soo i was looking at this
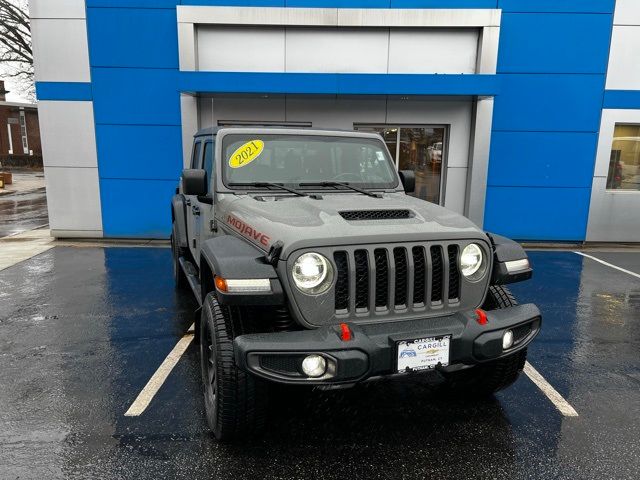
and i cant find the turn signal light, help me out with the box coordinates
[475,308,488,326]
[339,323,352,341]
[215,276,228,292]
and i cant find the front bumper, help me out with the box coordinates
[234,304,541,385]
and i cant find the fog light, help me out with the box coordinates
[503,330,514,350]
[301,354,327,378]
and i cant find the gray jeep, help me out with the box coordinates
[171,127,541,441]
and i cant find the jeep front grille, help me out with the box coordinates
[333,243,461,314]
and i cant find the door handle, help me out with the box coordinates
[192,205,200,216]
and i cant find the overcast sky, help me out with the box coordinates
[1,0,32,103]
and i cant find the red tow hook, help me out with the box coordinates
[475,308,488,326]
[339,323,352,341]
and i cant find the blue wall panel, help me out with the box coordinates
[179,72,499,96]
[87,1,178,7]
[87,8,178,69]
[96,125,183,180]
[488,132,598,188]
[498,0,614,14]
[100,179,177,238]
[603,90,640,110]
[35,82,93,101]
[492,74,605,132]
[484,187,592,241]
[391,0,496,7]
[92,68,180,125]
[498,13,611,74]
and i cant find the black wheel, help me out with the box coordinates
[171,224,188,290]
[440,286,527,397]
[200,293,267,441]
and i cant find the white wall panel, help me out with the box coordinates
[197,26,285,72]
[30,0,86,19]
[606,26,640,90]
[614,0,640,26]
[286,28,388,73]
[197,26,480,74]
[44,167,103,234]
[38,101,97,168]
[199,96,287,127]
[286,96,387,129]
[443,167,468,215]
[388,29,478,74]
[31,19,91,82]
[181,94,199,167]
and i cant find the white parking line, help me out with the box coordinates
[124,324,195,417]
[574,251,640,280]
[524,362,578,417]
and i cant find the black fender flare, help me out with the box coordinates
[486,233,533,285]
[200,235,284,305]
[171,194,188,249]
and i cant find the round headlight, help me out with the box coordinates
[292,252,333,294]
[460,243,485,278]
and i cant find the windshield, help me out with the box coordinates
[222,134,398,189]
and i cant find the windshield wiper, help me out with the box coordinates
[298,181,383,198]
[228,182,309,197]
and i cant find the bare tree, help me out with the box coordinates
[0,0,33,100]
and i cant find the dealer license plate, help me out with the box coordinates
[396,335,451,373]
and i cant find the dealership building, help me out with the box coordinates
[31,0,640,242]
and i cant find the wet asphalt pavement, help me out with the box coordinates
[1,247,639,479]
[0,188,48,238]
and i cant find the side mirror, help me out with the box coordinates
[182,169,207,196]
[398,170,415,194]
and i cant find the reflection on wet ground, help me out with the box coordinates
[0,187,48,238]
[0,247,639,479]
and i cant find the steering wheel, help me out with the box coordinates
[331,172,364,182]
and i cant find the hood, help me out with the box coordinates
[215,192,487,259]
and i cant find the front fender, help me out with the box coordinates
[200,235,284,305]
[171,194,188,249]
[486,233,533,285]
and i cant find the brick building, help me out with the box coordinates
[0,80,42,159]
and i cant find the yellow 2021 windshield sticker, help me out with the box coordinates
[229,140,264,168]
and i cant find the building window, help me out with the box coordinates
[354,125,447,205]
[607,124,640,191]
[19,110,29,154]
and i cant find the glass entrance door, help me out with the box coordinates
[355,125,447,205]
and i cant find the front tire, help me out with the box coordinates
[200,293,267,441]
[440,286,527,396]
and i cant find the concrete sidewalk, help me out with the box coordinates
[0,171,46,196]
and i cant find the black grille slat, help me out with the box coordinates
[340,210,413,221]
[393,248,408,307]
[334,252,349,311]
[354,250,369,310]
[412,247,426,305]
[430,246,444,303]
[374,249,389,308]
[448,245,460,300]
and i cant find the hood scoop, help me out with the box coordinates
[339,209,414,221]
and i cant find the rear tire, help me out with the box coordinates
[200,293,267,441]
[171,224,188,291]
[440,286,527,397]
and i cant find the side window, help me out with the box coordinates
[203,141,215,193]
[191,141,202,169]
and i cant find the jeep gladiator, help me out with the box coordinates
[171,127,541,441]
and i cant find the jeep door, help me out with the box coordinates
[185,140,203,263]
[193,139,215,262]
